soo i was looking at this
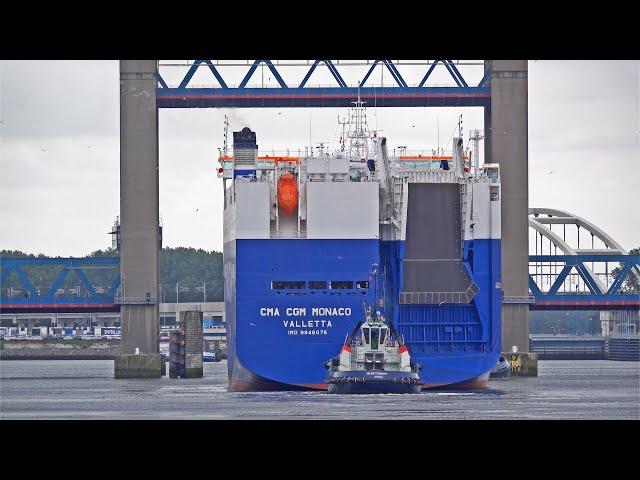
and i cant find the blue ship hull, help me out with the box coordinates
[225,237,501,391]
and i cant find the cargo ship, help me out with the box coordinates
[219,99,501,391]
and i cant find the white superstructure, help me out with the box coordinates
[219,102,500,250]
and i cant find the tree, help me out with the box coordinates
[610,247,639,293]
[1,248,224,301]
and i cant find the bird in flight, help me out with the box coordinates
[547,170,556,175]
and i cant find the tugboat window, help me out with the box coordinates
[364,353,374,370]
[363,328,370,345]
[371,328,380,350]
[309,281,328,289]
[356,281,369,289]
[379,329,386,345]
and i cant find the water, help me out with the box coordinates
[1,360,638,419]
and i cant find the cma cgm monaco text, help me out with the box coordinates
[219,102,502,391]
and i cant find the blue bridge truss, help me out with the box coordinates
[0,257,120,313]
[528,254,640,311]
[156,60,491,109]
[2,254,638,313]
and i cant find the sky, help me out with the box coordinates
[0,60,638,256]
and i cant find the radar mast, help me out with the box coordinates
[344,91,371,162]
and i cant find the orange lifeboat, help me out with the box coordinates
[277,173,298,215]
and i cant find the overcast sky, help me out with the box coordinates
[0,60,638,256]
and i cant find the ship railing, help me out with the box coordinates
[392,150,457,158]
[218,151,307,161]
[258,151,304,158]
[399,286,479,304]
[402,170,460,183]
[394,162,453,173]
[220,152,461,163]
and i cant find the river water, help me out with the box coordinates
[1,360,638,419]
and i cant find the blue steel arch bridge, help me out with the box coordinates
[528,208,639,311]
[1,209,638,313]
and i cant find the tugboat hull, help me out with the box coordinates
[328,370,422,394]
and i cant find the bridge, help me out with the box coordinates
[0,257,120,313]
[118,59,534,373]
[155,60,491,108]
[528,208,639,310]
[2,208,637,313]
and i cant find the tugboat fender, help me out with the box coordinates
[339,345,352,369]
[399,344,411,369]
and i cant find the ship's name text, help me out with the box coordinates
[282,320,333,328]
[260,307,351,317]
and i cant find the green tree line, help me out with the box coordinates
[2,245,636,300]
[1,247,224,302]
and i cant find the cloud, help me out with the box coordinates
[529,60,639,151]
[0,60,119,140]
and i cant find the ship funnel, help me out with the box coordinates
[232,127,258,178]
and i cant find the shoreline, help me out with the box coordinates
[0,339,119,360]
[0,339,227,361]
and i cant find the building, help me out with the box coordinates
[0,302,225,337]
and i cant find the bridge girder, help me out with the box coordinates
[156,59,490,109]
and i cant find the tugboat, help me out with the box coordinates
[325,305,423,394]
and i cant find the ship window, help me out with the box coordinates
[330,281,353,290]
[355,281,369,289]
[309,281,328,290]
[380,329,386,345]
[363,327,370,345]
[271,281,305,290]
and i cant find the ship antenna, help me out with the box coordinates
[345,81,370,163]
[222,114,229,157]
[338,114,349,152]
